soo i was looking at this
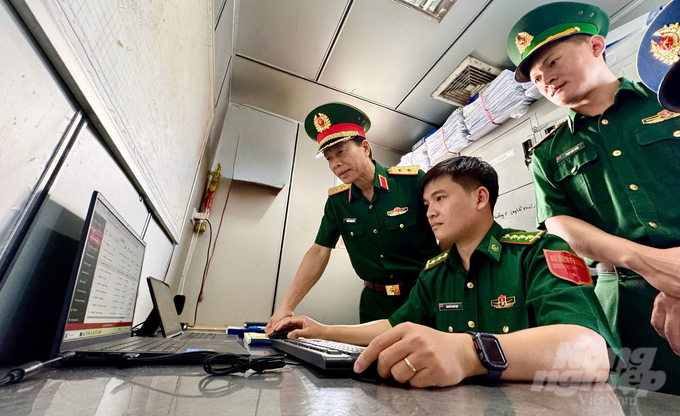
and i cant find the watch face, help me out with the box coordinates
[480,336,506,364]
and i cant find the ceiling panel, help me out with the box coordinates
[236,0,350,80]
[231,56,434,152]
[319,0,486,108]
[214,0,234,103]
[397,0,655,125]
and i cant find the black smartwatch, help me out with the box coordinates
[466,332,508,380]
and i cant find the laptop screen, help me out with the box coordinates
[59,192,145,347]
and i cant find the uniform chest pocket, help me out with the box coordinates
[635,122,680,185]
[384,213,417,231]
[342,223,364,239]
[552,146,610,212]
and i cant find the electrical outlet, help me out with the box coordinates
[191,208,207,225]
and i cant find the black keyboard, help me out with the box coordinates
[271,338,365,371]
[97,337,186,353]
[178,332,219,340]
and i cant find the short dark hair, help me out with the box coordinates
[350,137,372,159]
[420,156,499,211]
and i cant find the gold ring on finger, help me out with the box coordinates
[404,357,417,373]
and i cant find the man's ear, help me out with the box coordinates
[589,35,606,59]
[361,139,371,157]
[476,186,490,211]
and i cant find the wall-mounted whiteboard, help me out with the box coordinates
[12,0,214,241]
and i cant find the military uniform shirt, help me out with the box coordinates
[531,78,680,249]
[389,222,618,350]
[315,161,440,284]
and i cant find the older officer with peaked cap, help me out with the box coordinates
[266,103,440,332]
[507,2,680,394]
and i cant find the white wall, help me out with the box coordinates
[182,104,297,327]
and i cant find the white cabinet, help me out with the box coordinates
[221,104,297,188]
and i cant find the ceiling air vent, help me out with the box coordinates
[431,56,501,106]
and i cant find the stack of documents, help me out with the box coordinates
[398,142,432,171]
[425,109,471,163]
[462,70,539,141]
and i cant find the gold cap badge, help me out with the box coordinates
[651,23,680,65]
[314,113,331,133]
[515,32,534,54]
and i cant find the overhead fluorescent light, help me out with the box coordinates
[391,0,457,22]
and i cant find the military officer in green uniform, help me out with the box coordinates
[266,103,440,332]
[273,156,616,388]
[507,2,680,394]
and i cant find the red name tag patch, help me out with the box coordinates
[543,249,593,286]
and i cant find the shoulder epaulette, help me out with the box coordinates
[424,252,448,270]
[530,121,565,151]
[328,183,351,196]
[388,166,419,175]
[499,230,546,245]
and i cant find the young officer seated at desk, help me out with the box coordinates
[273,156,618,388]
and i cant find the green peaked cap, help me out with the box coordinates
[507,2,609,82]
[304,102,371,156]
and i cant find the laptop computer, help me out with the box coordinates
[146,276,227,341]
[51,191,249,362]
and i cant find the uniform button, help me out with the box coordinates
[350,232,354,237]
[601,119,609,125]
[369,205,373,209]
[503,326,509,333]
[649,222,658,228]
[380,254,384,259]
[674,130,680,138]
[467,282,474,289]
[571,167,577,174]
[630,184,639,191]
[612,150,622,157]
[468,321,475,328]
[448,326,453,333]
[373,229,378,234]
[399,224,404,229]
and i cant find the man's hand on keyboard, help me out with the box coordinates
[265,308,294,335]
[273,316,328,340]
[353,322,486,387]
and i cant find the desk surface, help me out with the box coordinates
[1,352,678,415]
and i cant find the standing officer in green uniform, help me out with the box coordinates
[266,103,440,332]
[273,156,616,388]
[506,2,680,394]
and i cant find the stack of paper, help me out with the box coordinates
[411,142,432,171]
[425,108,471,164]
[462,70,540,141]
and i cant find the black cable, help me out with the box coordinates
[203,353,286,376]
[188,218,212,328]
[0,351,76,387]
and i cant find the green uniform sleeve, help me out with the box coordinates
[523,235,621,354]
[531,149,577,225]
[314,198,340,248]
[388,271,435,327]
